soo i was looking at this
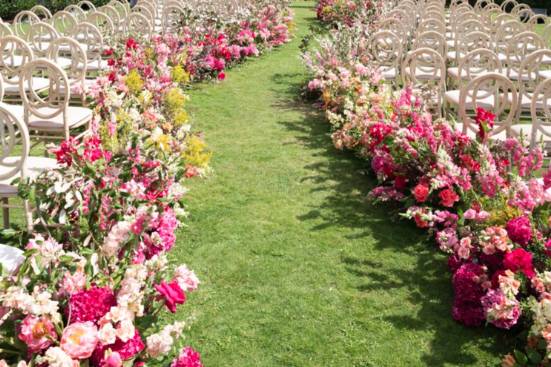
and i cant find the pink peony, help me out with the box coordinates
[481,289,520,329]
[506,216,532,246]
[92,331,145,366]
[18,315,57,353]
[503,248,535,278]
[67,286,116,323]
[171,346,203,367]
[61,322,99,359]
[155,280,186,313]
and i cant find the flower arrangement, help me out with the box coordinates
[0,2,294,366]
[304,4,551,365]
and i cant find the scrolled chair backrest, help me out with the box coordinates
[132,5,155,22]
[456,31,492,60]
[30,5,53,21]
[109,0,129,20]
[47,37,88,85]
[77,0,97,12]
[457,48,502,87]
[86,11,115,37]
[459,72,518,138]
[0,36,34,87]
[529,78,551,149]
[500,0,518,13]
[414,31,446,58]
[72,22,104,66]
[473,0,492,12]
[124,12,153,39]
[50,10,78,36]
[26,22,60,58]
[370,30,403,70]
[19,59,70,124]
[64,4,86,21]
[505,31,545,71]
[163,5,186,34]
[0,101,31,182]
[98,5,122,28]
[517,49,551,108]
[13,11,41,39]
[0,23,13,38]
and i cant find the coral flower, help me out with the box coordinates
[61,322,99,360]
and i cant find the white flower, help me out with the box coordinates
[116,319,135,342]
[98,322,117,345]
[174,265,200,292]
[36,347,77,367]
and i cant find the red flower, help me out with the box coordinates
[475,107,495,142]
[126,38,138,50]
[217,72,226,81]
[92,331,145,366]
[171,346,203,367]
[394,176,407,191]
[102,48,114,57]
[503,248,535,278]
[439,188,459,208]
[412,183,429,203]
[155,280,186,313]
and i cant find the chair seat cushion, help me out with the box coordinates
[511,124,551,142]
[0,156,58,187]
[28,106,93,131]
[2,77,50,95]
[404,66,443,80]
[444,89,497,109]
[380,67,398,80]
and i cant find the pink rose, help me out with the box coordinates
[18,315,57,353]
[439,188,460,208]
[412,183,429,203]
[104,351,123,367]
[61,322,99,359]
[155,280,186,313]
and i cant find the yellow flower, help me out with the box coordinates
[172,64,190,85]
[181,135,211,168]
[149,127,172,153]
[164,88,188,115]
[125,69,144,96]
[173,110,189,127]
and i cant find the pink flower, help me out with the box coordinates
[217,72,226,81]
[92,331,145,365]
[506,216,532,246]
[475,107,495,142]
[503,248,535,278]
[61,322,99,359]
[481,289,520,329]
[155,280,186,313]
[439,188,459,208]
[171,346,203,367]
[60,271,87,296]
[18,315,57,353]
[104,351,122,367]
[451,263,486,326]
[67,286,116,324]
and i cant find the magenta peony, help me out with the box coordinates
[451,263,486,326]
[61,322,99,359]
[67,286,116,323]
[503,248,535,278]
[171,347,203,367]
[18,315,57,353]
[506,216,532,246]
[92,330,145,366]
[155,280,186,313]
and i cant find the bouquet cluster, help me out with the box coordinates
[304,8,551,366]
[0,2,294,366]
[315,0,381,26]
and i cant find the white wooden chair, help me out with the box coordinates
[19,59,92,141]
[50,11,78,36]
[370,30,403,83]
[30,5,52,21]
[13,11,40,40]
[456,73,518,140]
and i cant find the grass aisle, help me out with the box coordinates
[169,3,510,366]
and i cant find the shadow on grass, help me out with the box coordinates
[269,71,512,366]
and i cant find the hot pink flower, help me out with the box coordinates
[67,286,116,324]
[92,331,145,365]
[61,322,99,359]
[412,183,429,203]
[155,280,186,313]
[503,248,535,278]
[506,216,532,246]
[171,347,203,367]
[475,107,495,142]
[439,188,459,208]
[18,315,57,353]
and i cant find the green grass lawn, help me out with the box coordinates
[163,2,514,366]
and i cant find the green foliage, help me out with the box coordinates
[0,0,113,20]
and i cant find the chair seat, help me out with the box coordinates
[83,59,109,72]
[28,106,92,132]
[404,66,443,80]
[0,55,26,68]
[446,51,464,61]
[511,124,551,142]
[445,89,497,109]
[55,57,74,70]
[454,122,509,140]
[514,94,551,110]
[2,76,50,95]
[380,67,398,80]
[447,67,499,80]
[0,156,58,189]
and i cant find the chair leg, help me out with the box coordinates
[2,198,9,229]
[24,200,33,232]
